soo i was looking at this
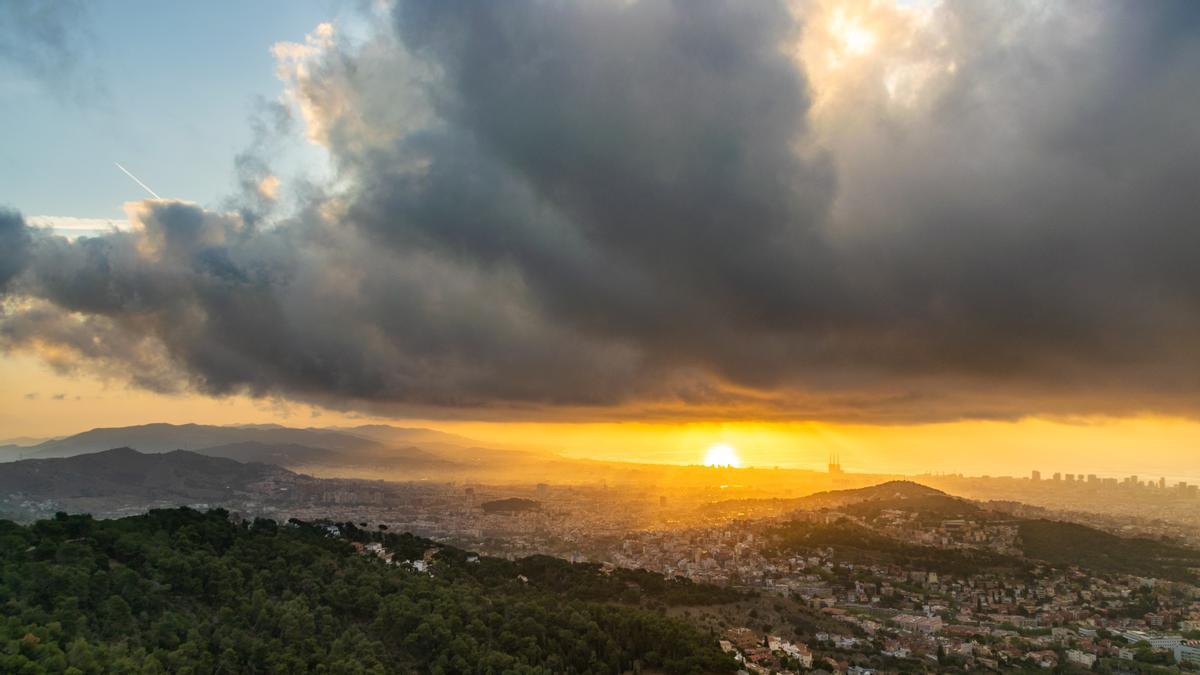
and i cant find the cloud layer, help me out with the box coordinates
[4,0,1200,422]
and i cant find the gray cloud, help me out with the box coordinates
[4,0,1200,422]
[226,99,295,225]
[0,209,33,292]
[2,201,652,412]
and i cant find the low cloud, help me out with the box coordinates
[23,215,132,239]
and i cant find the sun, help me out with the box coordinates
[829,9,876,57]
[703,443,742,468]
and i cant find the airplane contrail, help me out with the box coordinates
[114,162,162,199]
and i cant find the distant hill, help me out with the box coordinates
[703,480,980,520]
[0,436,53,447]
[25,423,383,459]
[480,497,541,514]
[12,423,533,478]
[332,424,484,448]
[794,480,952,508]
[0,445,27,460]
[755,481,1200,582]
[766,518,1026,576]
[193,441,349,467]
[0,448,303,516]
[192,440,457,471]
[334,425,548,467]
[1017,519,1200,582]
[832,491,985,524]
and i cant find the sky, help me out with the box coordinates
[3,0,1200,475]
[0,1,346,221]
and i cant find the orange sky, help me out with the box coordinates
[4,353,1198,480]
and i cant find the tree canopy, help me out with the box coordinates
[0,509,736,674]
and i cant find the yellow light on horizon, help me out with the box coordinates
[703,443,742,468]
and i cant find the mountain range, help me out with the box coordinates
[0,422,523,477]
[0,422,741,484]
[5,423,416,457]
[0,447,306,516]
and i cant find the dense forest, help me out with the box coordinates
[0,509,738,674]
[765,518,1029,577]
[337,525,746,607]
[767,515,1200,584]
[1016,519,1200,583]
[478,499,540,515]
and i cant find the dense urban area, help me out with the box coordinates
[2,431,1199,674]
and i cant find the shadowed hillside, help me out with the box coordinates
[25,423,384,458]
[0,448,310,519]
[701,480,980,521]
[0,447,292,500]
[1017,519,1200,582]
[766,518,1027,576]
[194,440,458,471]
[480,497,541,514]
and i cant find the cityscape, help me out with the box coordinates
[6,0,1200,672]
[1,427,1199,672]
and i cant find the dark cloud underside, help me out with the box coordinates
[3,0,1200,422]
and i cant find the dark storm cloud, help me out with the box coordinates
[353,0,843,382]
[5,0,1200,421]
[1,202,651,410]
[0,210,32,292]
[807,1,1200,387]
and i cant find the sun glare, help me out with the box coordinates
[703,443,742,468]
[828,8,877,57]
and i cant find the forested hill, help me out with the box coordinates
[0,447,295,504]
[1017,519,1200,582]
[335,523,745,607]
[0,509,738,674]
[480,497,541,514]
